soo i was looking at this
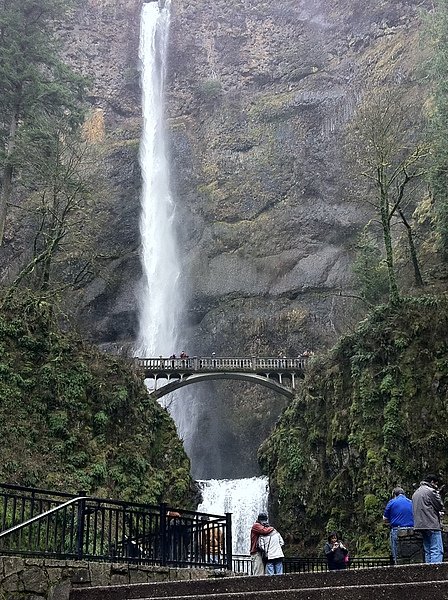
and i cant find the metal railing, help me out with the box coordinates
[0,483,232,569]
[232,555,393,575]
[0,484,397,574]
[138,356,309,373]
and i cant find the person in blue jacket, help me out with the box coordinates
[383,487,414,563]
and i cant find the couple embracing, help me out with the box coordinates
[250,512,285,575]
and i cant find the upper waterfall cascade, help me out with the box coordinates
[136,0,181,358]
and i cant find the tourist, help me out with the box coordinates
[257,525,285,575]
[250,513,273,575]
[167,511,190,561]
[324,532,349,570]
[201,516,223,564]
[412,474,445,563]
[383,487,414,563]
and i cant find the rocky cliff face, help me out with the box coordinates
[55,0,429,354]
[163,0,429,476]
[166,0,427,355]
[0,0,430,478]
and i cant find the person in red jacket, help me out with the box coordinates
[250,513,274,575]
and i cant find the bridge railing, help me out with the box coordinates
[138,356,309,372]
[0,483,232,570]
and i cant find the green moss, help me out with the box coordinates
[248,91,296,123]
[0,289,195,508]
[196,79,223,101]
[260,294,448,556]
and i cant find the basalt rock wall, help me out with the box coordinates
[0,0,431,477]
[166,0,428,356]
[56,0,429,356]
[163,0,429,476]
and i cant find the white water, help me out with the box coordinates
[136,0,181,358]
[136,4,270,554]
[198,477,269,555]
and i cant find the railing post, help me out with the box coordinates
[76,491,87,560]
[159,502,168,566]
[225,512,232,571]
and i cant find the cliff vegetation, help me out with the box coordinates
[259,295,448,556]
[0,289,196,507]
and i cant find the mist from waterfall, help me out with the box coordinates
[136,0,181,358]
[198,477,269,555]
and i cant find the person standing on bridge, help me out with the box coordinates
[250,513,273,575]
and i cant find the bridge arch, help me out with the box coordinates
[148,372,294,400]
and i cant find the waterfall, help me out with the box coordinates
[136,3,270,556]
[136,0,181,358]
[198,477,269,555]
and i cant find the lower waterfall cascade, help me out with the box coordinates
[197,476,269,555]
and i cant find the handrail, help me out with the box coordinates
[0,496,90,539]
[0,488,232,569]
[0,482,77,498]
[138,356,309,372]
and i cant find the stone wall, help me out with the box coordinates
[0,556,212,600]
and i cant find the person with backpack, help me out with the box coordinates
[412,474,445,563]
[383,486,414,563]
[257,524,285,575]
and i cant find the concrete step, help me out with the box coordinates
[70,563,448,600]
[130,581,448,600]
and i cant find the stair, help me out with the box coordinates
[70,563,448,600]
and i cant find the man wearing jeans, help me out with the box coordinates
[257,526,284,575]
[412,474,445,563]
[383,487,414,563]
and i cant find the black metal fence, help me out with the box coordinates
[232,555,393,575]
[0,483,232,569]
[0,483,399,574]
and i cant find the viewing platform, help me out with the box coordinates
[136,356,310,399]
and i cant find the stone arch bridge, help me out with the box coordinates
[137,356,309,400]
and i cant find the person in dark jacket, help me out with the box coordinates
[412,474,445,563]
[324,532,348,570]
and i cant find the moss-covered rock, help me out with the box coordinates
[259,295,448,556]
[0,289,196,508]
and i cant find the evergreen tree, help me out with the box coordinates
[0,0,86,246]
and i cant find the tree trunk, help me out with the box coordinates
[0,163,13,246]
[398,207,424,287]
[0,100,20,246]
[381,191,400,304]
